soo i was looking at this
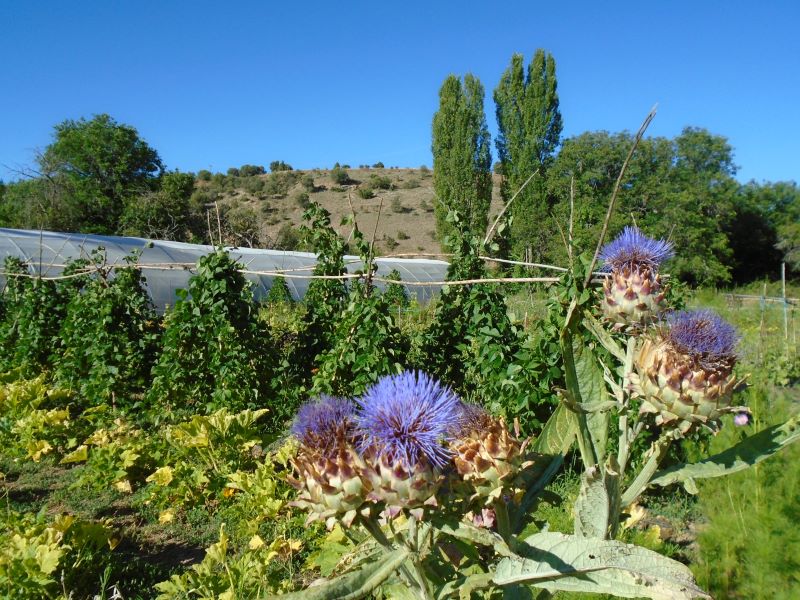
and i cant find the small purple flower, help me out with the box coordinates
[734,412,750,427]
[599,226,674,271]
[666,310,739,360]
[291,395,356,449]
[356,371,461,470]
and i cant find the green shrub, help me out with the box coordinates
[357,186,374,199]
[330,165,350,185]
[397,230,410,240]
[372,161,384,169]
[293,191,310,208]
[269,161,293,172]
[55,250,159,409]
[266,276,293,304]
[369,174,392,190]
[239,164,266,177]
[382,269,409,307]
[400,178,420,189]
[301,174,315,192]
[274,223,301,251]
[197,170,212,181]
[147,250,275,419]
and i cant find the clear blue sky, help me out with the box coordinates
[2,0,798,184]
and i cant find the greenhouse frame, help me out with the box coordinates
[0,228,450,311]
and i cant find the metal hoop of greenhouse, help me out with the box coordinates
[0,228,450,311]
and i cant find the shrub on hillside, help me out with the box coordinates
[330,165,350,185]
[269,161,293,172]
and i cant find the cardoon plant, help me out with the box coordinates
[279,217,800,600]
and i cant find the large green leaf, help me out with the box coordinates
[583,310,626,362]
[532,403,576,456]
[267,547,408,600]
[650,415,800,489]
[493,532,709,599]
[573,467,610,539]
[572,336,610,463]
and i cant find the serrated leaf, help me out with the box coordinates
[650,415,800,488]
[60,444,88,464]
[583,310,626,362]
[267,547,408,600]
[493,532,710,599]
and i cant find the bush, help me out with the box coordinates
[390,196,405,213]
[197,170,212,181]
[369,174,393,190]
[274,223,301,251]
[357,186,375,199]
[372,161,384,169]
[384,236,399,251]
[147,250,275,418]
[227,167,240,177]
[266,276,293,304]
[330,166,350,185]
[55,250,159,409]
[239,164,266,177]
[400,178,420,189]
[293,191,310,208]
[269,161,293,173]
[397,230,410,240]
[301,174,315,192]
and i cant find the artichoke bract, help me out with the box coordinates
[287,396,369,529]
[450,403,535,505]
[356,371,461,519]
[599,226,673,328]
[634,310,745,434]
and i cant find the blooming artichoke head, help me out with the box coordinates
[449,403,535,505]
[356,371,461,519]
[288,395,369,528]
[634,310,745,433]
[599,226,674,328]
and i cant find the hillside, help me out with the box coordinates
[196,166,506,255]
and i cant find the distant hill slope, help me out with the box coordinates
[198,167,505,256]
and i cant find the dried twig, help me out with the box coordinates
[483,169,540,247]
[585,105,658,286]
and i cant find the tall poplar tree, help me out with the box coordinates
[494,50,562,261]
[431,74,492,247]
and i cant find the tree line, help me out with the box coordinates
[431,49,799,285]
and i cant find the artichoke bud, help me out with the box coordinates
[288,395,368,529]
[288,445,369,529]
[602,266,667,327]
[634,310,746,434]
[362,449,442,519]
[598,226,674,328]
[450,407,535,505]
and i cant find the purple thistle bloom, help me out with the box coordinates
[291,395,356,448]
[356,371,461,470]
[666,310,739,360]
[599,226,674,271]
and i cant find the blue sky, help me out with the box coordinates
[1,1,798,183]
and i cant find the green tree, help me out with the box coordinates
[431,74,492,247]
[38,114,164,233]
[494,50,562,261]
[120,171,194,240]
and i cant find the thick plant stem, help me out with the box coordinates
[621,433,672,507]
[493,499,512,543]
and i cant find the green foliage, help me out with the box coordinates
[357,185,375,199]
[38,113,164,234]
[382,269,409,308]
[312,218,408,397]
[0,258,87,376]
[121,170,195,240]
[299,203,348,365]
[269,160,293,173]
[691,389,800,599]
[300,173,315,192]
[55,249,159,410]
[147,250,275,419]
[267,275,294,304]
[330,165,350,185]
[494,50,562,261]
[432,73,492,247]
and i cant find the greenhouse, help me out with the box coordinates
[0,228,449,311]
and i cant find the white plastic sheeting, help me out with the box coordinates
[0,228,449,311]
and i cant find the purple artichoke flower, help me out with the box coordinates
[356,371,460,470]
[599,226,674,327]
[291,395,356,450]
[635,309,745,434]
[599,226,674,271]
